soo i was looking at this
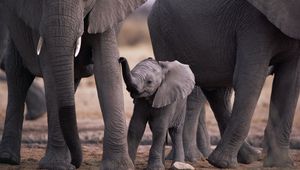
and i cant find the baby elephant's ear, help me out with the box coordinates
[152,61,195,108]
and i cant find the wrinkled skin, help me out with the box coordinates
[0,0,146,169]
[167,86,261,164]
[0,25,46,120]
[149,0,300,168]
[165,86,211,162]
[120,57,195,170]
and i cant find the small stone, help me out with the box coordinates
[171,161,195,170]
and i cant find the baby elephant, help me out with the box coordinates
[119,57,195,170]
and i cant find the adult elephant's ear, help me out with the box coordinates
[152,61,195,108]
[2,0,43,31]
[88,0,147,34]
[247,0,300,39]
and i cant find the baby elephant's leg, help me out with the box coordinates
[170,127,195,170]
[148,129,167,170]
[127,99,149,162]
[148,114,170,170]
[169,126,184,162]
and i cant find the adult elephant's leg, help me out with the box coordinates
[39,67,75,170]
[25,82,46,120]
[202,88,232,134]
[203,88,261,164]
[183,87,206,161]
[207,70,268,168]
[195,88,212,158]
[92,28,133,169]
[263,57,300,167]
[0,44,34,165]
[207,31,270,168]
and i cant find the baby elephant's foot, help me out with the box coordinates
[263,149,294,168]
[0,149,20,165]
[207,149,238,168]
[237,142,262,164]
[147,161,165,170]
[171,162,195,170]
[184,146,205,162]
[39,146,75,170]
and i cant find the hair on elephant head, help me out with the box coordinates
[119,57,195,108]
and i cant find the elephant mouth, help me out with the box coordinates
[129,91,141,99]
[129,91,152,99]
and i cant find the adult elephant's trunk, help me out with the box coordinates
[119,57,139,94]
[40,0,83,168]
[48,42,82,168]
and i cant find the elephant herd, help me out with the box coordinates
[0,0,299,169]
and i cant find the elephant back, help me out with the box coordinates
[247,0,300,40]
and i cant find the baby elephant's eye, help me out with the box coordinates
[147,80,152,85]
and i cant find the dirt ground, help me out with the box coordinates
[0,15,299,169]
[0,144,299,170]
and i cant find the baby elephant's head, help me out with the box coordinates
[119,57,195,108]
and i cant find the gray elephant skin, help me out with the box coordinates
[0,23,46,120]
[0,0,146,169]
[119,57,195,170]
[149,0,300,168]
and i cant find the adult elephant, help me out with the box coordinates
[0,23,46,120]
[148,0,300,168]
[0,0,146,169]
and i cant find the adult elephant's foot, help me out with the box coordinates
[39,145,75,170]
[0,148,20,165]
[207,148,238,168]
[184,146,205,162]
[0,143,21,165]
[263,148,294,168]
[198,146,212,158]
[100,155,134,170]
[237,142,261,164]
[146,160,165,170]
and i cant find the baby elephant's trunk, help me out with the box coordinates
[119,57,139,94]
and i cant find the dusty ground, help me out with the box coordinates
[0,15,299,169]
[0,144,299,170]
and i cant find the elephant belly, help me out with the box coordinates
[159,0,239,87]
[192,67,234,88]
